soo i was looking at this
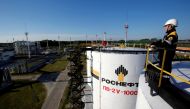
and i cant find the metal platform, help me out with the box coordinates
[170,61,190,95]
[136,61,190,109]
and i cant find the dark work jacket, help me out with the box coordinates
[151,29,178,72]
[152,29,178,49]
[162,29,178,49]
[160,29,178,60]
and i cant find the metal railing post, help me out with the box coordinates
[145,47,150,71]
[158,49,167,87]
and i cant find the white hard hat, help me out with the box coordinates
[164,19,178,27]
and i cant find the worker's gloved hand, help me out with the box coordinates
[150,40,162,47]
[146,43,156,48]
[147,45,156,51]
[150,45,155,48]
[146,44,153,50]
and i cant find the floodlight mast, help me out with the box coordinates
[86,34,88,46]
[58,36,60,53]
[25,32,31,58]
[47,39,49,49]
[124,24,129,47]
[103,32,106,41]
[96,34,98,44]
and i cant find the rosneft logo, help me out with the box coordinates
[93,66,138,87]
[115,65,128,82]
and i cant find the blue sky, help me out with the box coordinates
[0,0,190,42]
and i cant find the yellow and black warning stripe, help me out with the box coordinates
[167,31,177,38]
[92,69,100,80]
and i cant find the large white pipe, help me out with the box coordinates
[86,48,92,87]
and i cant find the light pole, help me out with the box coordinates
[124,24,129,47]
[70,36,71,47]
[110,36,112,45]
[102,32,107,47]
[58,36,61,54]
[25,32,31,58]
[103,32,106,41]
[86,34,88,46]
[96,34,98,45]
[46,39,49,49]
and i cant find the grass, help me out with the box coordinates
[14,57,68,75]
[2,56,69,109]
[27,59,45,68]
[0,56,68,109]
[39,58,68,73]
[0,80,46,109]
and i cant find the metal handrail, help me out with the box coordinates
[145,47,190,88]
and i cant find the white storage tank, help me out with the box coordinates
[91,47,147,109]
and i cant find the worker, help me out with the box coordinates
[151,18,178,76]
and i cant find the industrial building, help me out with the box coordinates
[0,48,15,64]
[14,41,41,55]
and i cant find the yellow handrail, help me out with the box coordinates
[163,70,190,84]
[145,47,190,87]
[147,60,190,85]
